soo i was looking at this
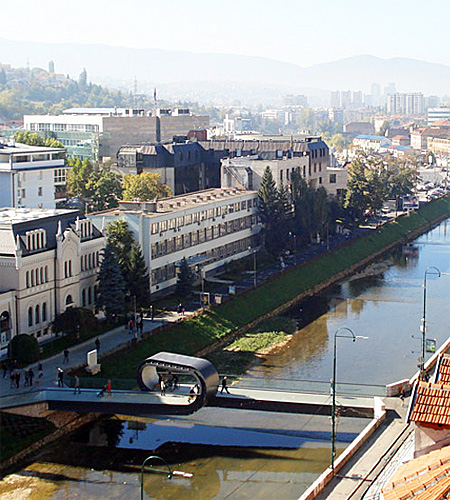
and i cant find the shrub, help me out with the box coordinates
[8,334,40,365]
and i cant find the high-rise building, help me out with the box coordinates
[371,83,381,107]
[387,93,424,115]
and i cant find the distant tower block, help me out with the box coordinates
[49,61,55,74]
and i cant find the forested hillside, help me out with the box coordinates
[0,63,137,121]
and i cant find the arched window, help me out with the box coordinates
[66,295,73,307]
[42,302,47,322]
[88,253,92,269]
[0,311,10,333]
[64,261,68,278]
[35,304,40,324]
[35,269,40,286]
[88,287,92,305]
[26,271,30,288]
[45,266,48,282]
[80,256,84,271]
[82,289,86,306]
[68,260,72,277]
[96,251,100,266]
[28,307,33,327]
[40,267,43,284]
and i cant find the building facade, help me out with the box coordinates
[0,208,105,355]
[23,108,209,161]
[91,188,262,296]
[0,141,68,209]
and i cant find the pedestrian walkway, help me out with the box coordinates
[0,311,188,399]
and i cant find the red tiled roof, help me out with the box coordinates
[438,354,450,384]
[409,382,450,428]
[381,445,450,500]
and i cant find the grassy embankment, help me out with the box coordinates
[98,196,450,380]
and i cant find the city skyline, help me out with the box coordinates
[2,0,450,69]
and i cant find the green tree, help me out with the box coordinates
[258,166,288,254]
[125,242,150,309]
[176,258,194,298]
[122,173,171,201]
[96,245,126,321]
[89,167,122,211]
[8,334,40,365]
[52,307,98,339]
[106,220,134,269]
[14,130,63,149]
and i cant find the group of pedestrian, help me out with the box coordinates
[128,312,145,337]
[158,372,180,396]
[5,359,40,389]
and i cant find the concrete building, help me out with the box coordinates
[428,107,450,125]
[387,93,424,115]
[427,134,450,156]
[343,122,375,136]
[91,188,262,296]
[23,108,209,161]
[352,135,392,153]
[0,141,68,209]
[0,208,105,355]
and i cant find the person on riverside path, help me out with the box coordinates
[74,375,81,394]
[220,376,230,394]
[57,367,64,387]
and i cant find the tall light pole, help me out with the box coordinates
[249,246,257,288]
[331,327,368,472]
[420,266,441,378]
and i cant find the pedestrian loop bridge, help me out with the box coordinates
[0,352,385,420]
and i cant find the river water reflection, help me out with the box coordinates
[246,218,450,386]
[1,219,449,499]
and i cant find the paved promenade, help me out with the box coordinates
[0,311,186,398]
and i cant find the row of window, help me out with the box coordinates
[54,168,67,183]
[80,252,100,271]
[28,303,48,327]
[151,215,256,259]
[310,148,327,159]
[81,286,98,307]
[151,198,257,234]
[29,123,99,133]
[26,266,49,288]
[151,236,254,286]
[64,260,73,278]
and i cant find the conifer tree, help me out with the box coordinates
[126,242,150,309]
[96,244,126,321]
[176,258,194,298]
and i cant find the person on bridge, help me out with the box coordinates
[28,367,34,387]
[95,338,100,352]
[220,376,230,394]
[38,363,43,378]
[63,349,69,364]
[74,375,81,394]
[57,367,64,387]
[160,378,166,396]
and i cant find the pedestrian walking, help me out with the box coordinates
[106,379,111,395]
[220,376,230,394]
[57,367,64,387]
[2,361,7,378]
[24,369,29,387]
[74,375,81,394]
[181,306,185,317]
[38,363,43,378]
[160,378,166,396]
[15,370,20,389]
[28,368,34,387]
[150,305,154,321]
[177,303,182,315]
[63,349,69,364]
[9,369,15,389]
[95,337,100,352]
[128,319,134,335]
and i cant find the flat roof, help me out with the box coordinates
[0,208,76,227]
[0,142,64,155]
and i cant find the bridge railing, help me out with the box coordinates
[224,375,386,397]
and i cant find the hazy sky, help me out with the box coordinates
[4,0,449,67]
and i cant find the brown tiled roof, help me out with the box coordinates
[437,354,450,384]
[409,382,450,428]
[382,445,450,500]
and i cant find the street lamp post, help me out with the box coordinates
[331,327,368,472]
[420,266,441,378]
[249,246,257,288]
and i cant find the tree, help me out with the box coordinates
[89,167,122,211]
[258,166,287,254]
[125,242,150,309]
[122,173,171,201]
[8,334,39,365]
[52,307,98,339]
[0,68,6,86]
[96,245,126,321]
[106,220,134,268]
[14,130,63,149]
[176,258,194,298]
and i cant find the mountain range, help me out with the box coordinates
[1,38,449,105]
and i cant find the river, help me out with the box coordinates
[1,219,449,500]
